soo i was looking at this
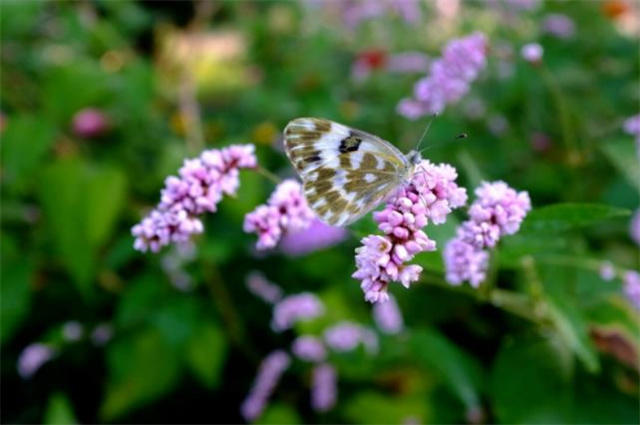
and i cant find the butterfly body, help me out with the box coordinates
[284,118,422,226]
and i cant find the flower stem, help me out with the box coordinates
[202,260,258,361]
[254,166,282,184]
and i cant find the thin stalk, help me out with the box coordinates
[202,261,257,362]
[254,166,282,185]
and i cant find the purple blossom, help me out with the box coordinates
[387,52,430,73]
[280,219,347,256]
[339,0,422,28]
[292,336,327,362]
[372,294,404,334]
[246,272,283,304]
[271,293,325,332]
[631,209,640,246]
[240,350,291,421]
[72,108,109,138]
[353,160,467,303]
[132,145,257,252]
[542,13,576,39]
[17,343,56,378]
[91,323,113,346]
[244,179,315,250]
[623,271,640,309]
[324,321,378,354]
[487,115,509,136]
[444,238,489,287]
[444,181,531,287]
[311,363,337,412]
[352,50,429,81]
[599,261,616,281]
[521,43,543,63]
[623,114,640,155]
[398,33,487,119]
[62,321,83,342]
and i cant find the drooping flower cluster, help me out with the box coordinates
[132,145,257,252]
[246,271,284,304]
[372,294,404,334]
[240,350,291,422]
[291,336,327,363]
[244,275,383,418]
[397,32,487,120]
[72,107,109,138]
[324,321,379,354]
[329,0,422,28]
[623,271,640,310]
[353,160,467,303]
[17,343,56,379]
[311,364,337,412]
[542,13,576,39]
[244,179,315,250]
[521,42,544,63]
[444,181,531,287]
[351,49,429,82]
[623,114,640,156]
[630,209,640,246]
[280,219,347,257]
[271,293,325,332]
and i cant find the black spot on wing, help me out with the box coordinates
[339,133,362,154]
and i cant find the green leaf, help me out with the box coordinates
[410,328,483,409]
[44,393,78,425]
[39,159,127,293]
[538,266,601,372]
[491,335,574,424]
[521,203,630,233]
[1,260,33,344]
[39,158,94,292]
[600,138,640,193]
[85,166,126,248]
[342,391,427,425]
[101,329,181,421]
[1,114,55,194]
[256,403,301,425]
[186,321,227,388]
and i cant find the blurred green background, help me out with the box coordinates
[1,1,639,424]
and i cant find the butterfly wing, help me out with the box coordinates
[284,118,409,226]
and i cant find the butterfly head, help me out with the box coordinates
[406,150,423,166]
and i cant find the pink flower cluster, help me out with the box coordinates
[240,350,291,421]
[17,343,56,379]
[542,13,575,39]
[353,160,467,303]
[291,336,327,363]
[246,272,283,304]
[372,294,404,334]
[244,179,315,250]
[280,219,347,257]
[623,271,640,310]
[323,321,379,354]
[271,293,325,332]
[397,32,488,119]
[444,181,531,287]
[132,145,257,252]
[311,363,337,412]
[623,114,640,156]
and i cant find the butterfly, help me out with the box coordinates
[284,118,423,227]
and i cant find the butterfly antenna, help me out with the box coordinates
[419,132,468,155]
[415,115,436,152]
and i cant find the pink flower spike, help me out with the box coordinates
[398,32,487,119]
[444,181,530,288]
[132,144,257,253]
[353,160,466,302]
[244,179,315,250]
